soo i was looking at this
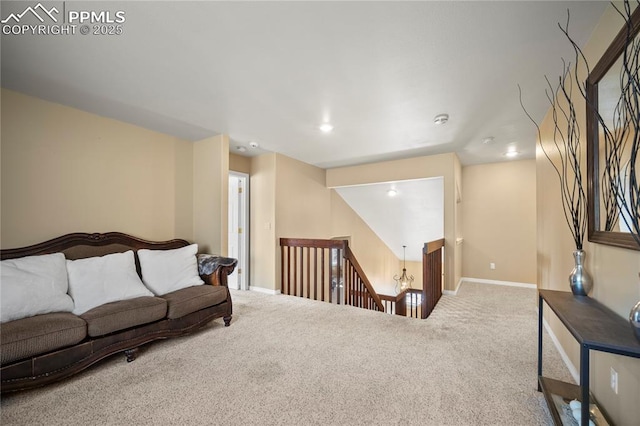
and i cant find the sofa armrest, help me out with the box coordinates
[197,254,238,287]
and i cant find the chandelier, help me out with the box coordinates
[394,245,414,294]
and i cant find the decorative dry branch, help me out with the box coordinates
[557,12,622,232]
[521,2,640,248]
[567,0,640,244]
[519,60,587,250]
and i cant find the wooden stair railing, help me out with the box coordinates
[379,289,408,316]
[379,238,445,319]
[406,289,423,318]
[280,238,444,318]
[379,289,422,318]
[279,238,384,312]
[342,245,385,312]
[422,238,444,318]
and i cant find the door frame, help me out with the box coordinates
[228,171,250,290]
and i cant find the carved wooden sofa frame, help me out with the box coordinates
[0,232,237,393]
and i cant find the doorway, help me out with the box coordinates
[228,171,249,290]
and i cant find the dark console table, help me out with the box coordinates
[538,290,640,426]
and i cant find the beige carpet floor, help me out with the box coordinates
[1,282,573,425]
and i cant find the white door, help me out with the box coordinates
[228,172,249,290]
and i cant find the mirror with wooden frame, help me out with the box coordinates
[586,6,640,251]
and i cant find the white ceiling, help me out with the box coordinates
[1,1,609,168]
[336,178,444,262]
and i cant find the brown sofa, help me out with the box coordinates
[0,232,237,393]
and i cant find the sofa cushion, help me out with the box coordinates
[1,253,74,323]
[1,312,87,364]
[138,244,204,296]
[67,251,154,315]
[80,296,167,337]
[161,285,228,319]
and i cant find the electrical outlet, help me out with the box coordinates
[490,263,496,270]
[610,367,618,394]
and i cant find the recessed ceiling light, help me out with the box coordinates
[433,114,449,125]
[249,141,259,148]
[387,189,398,197]
[319,123,334,133]
[504,150,519,158]
[236,146,247,153]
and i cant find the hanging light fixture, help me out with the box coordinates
[394,245,414,294]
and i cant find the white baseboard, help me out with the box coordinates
[461,277,536,289]
[443,278,463,296]
[542,316,580,384]
[249,286,281,295]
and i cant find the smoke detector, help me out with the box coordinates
[433,114,449,125]
[482,137,495,144]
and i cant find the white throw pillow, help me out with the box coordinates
[138,244,204,296]
[1,253,75,323]
[66,251,154,315]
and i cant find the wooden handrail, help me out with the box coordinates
[422,239,444,318]
[280,238,339,301]
[280,238,346,250]
[280,238,384,313]
[343,245,385,312]
[425,238,444,254]
[378,293,401,302]
[378,288,408,316]
[280,237,443,318]
[379,288,427,318]
[379,238,444,319]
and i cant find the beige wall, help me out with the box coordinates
[453,154,463,290]
[403,260,423,291]
[275,154,331,240]
[327,153,461,292]
[229,153,251,174]
[330,191,400,295]
[462,159,536,283]
[193,135,229,255]
[174,141,195,240]
[250,153,277,290]
[0,89,414,297]
[1,89,194,248]
[1,89,230,256]
[249,152,402,294]
[274,154,332,291]
[537,5,640,424]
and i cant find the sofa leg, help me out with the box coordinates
[124,347,139,362]
[223,316,232,327]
